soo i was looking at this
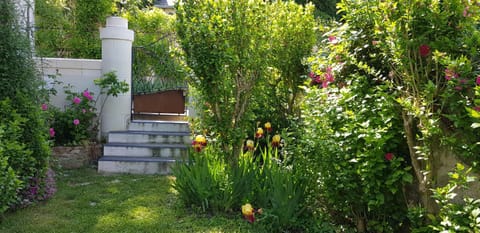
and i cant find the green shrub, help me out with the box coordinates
[298,76,412,232]
[0,100,27,214]
[46,72,128,146]
[35,0,114,58]
[48,87,97,146]
[428,164,480,232]
[0,0,52,210]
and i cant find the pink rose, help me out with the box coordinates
[49,128,55,137]
[73,96,81,104]
[41,103,48,111]
[73,119,80,125]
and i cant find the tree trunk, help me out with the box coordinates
[401,111,437,214]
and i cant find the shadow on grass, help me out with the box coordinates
[0,168,263,233]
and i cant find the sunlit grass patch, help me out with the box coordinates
[0,168,263,233]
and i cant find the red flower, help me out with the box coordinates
[419,44,430,57]
[476,76,480,85]
[385,153,394,161]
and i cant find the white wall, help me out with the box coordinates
[37,57,103,112]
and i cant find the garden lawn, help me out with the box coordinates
[0,168,263,233]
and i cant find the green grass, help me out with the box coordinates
[0,168,264,233]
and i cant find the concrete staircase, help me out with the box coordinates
[98,120,190,174]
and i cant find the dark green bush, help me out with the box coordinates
[0,0,52,212]
[0,100,27,214]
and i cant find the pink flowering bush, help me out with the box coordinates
[46,88,97,146]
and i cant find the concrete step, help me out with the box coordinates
[128,120,189,132]
[103,142,188,158]
[98,156,180,174]
[108,130,191,144]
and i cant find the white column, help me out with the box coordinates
[99,17,134,135]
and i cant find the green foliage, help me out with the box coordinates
[94,72,130,98]
[0,0,51,210]
[298,76,412,232]
[1,168,266,233]
[176,0,316,157]
[124,8,188,95]
[68,0,113,58]
[34,0,72,57]
[0,100,27,214]
[428,164,480,232]
[294,0,339,19]
[49,88,97,146]
[173,131,307,232]
[47,72,129,146]
[35,0,115,58]
[176,0,272,156]
[172,146,232,212]
[255,1,316,128]
[308,0,480,218]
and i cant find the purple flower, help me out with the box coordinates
[476,76,480,85]
[41,103,48,111]
[73,119,80,125]
[73,96,81,104]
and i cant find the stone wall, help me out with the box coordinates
[52,144,102,169]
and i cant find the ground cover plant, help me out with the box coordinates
[0,168,264,233]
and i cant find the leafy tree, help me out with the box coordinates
[176,0,273,159]
[305,0,480,228]
[176,0,315,160]
[260,1,316,125]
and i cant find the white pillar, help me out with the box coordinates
[100,17,134,135]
